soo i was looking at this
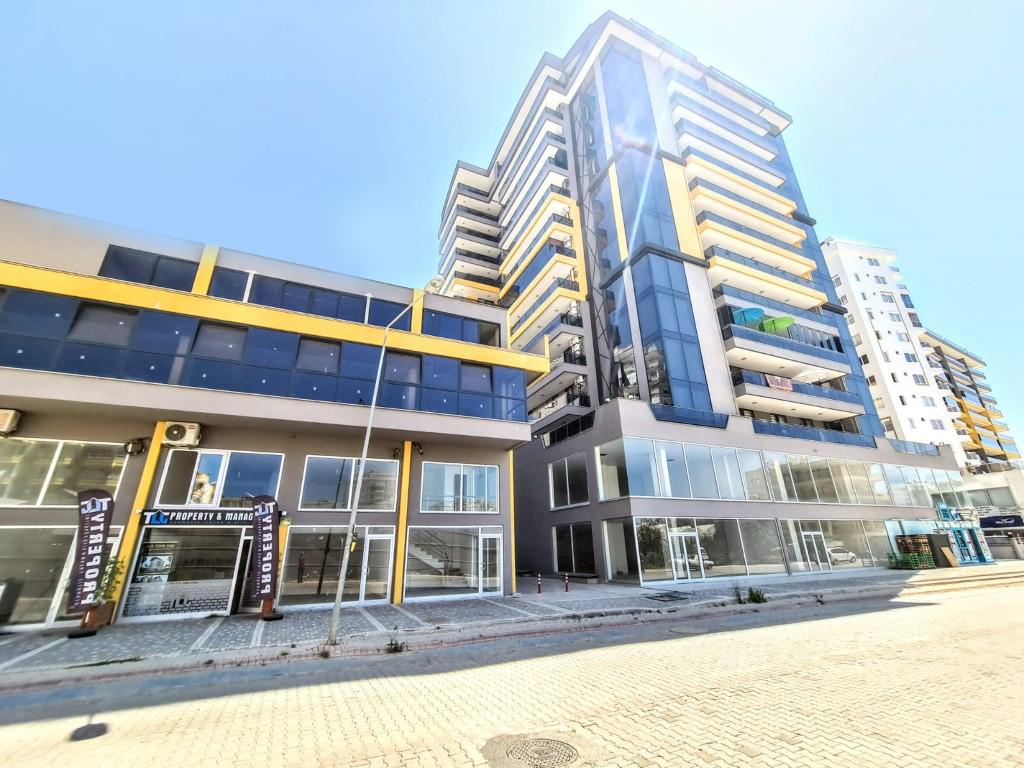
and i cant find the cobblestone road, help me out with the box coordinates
[2,587,1022,767]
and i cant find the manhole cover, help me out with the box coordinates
[646,591,688,602]
[505,738,579,767]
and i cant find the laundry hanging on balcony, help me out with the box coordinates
[760,316,795,335]
[732,307,765,327]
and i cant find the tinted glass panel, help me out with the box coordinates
[494,398,525,421]
[131,311,197,355]
[460,364,491,393]
[248,276,284,307]
[183,358,247,391]
[340,342,379,380]
[368,299,410,330]
[192,323,246,361]
[421,388,458,414]
[100,246,155,283]
[241,365,291,396]
[300,457,353,509]
[220,452,282,507]
[458,393,492,418]
[290,371,337,401]
[0,290,78,339]
[337,378,373,405]
[380,383,417,409]
[123,351,178,383]
[384,352,420,384]
[337,293,365,322]
[152,257,198,291]
[281,283,312,312]
[493,367,525,398]
[244,328,298,369]
[208,267,248,300]
[53,343,125,377]
[684,444,718,498]
[311,289,338,317]
[422,355,459,390]
[423,310,462,340]
[295,339,340,374]
[0,335,59,369]
[68,305,136,346]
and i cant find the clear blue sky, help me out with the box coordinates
[2,1,1022,436]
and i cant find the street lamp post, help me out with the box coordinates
[328,292,424,646]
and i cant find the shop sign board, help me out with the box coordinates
[68,489,114,612]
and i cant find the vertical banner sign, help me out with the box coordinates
[68,490,114,612]
[248,495,280,603]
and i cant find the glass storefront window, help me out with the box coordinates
[549,453,589,509]
[788,456,819,503]
[0,527,75,625]
[0,438,125,507]
[123,527,242,618]
[604,517,639,583]
[829,459,856,504]
[597,439,628,499]
[809,457,839,504]
[862,520,893,565]
[884,464,913,507]
[636,518,672,582]
[404,528,500,598]
[763,452,796,502]
[421,463,498,513]
[684,443,718,499]
[554,522,596,574]
[868,463,893,505]
[157,450,283,508]
[737,449,771,502]
[279,526,393,606]
[298,456,397,511]
[656,440,690,498]
[711,447,745,501]
[819,520,872,569]
[624,438,659,496]
[737,519,787,575]
[695,518,747,577]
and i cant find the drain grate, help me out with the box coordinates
[505,738,579,767]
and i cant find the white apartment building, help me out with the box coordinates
[821,238,965,466]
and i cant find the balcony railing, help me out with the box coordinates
[556,350,587,367]
[713,285,835,326]
[723,324,848,365]
[452,271,501,289]
[454,225,500,245]
[705,245,816,288]
[889,438,941,457]
[752,419,876,448]
[732,369,861,404]
[521,309,584,353]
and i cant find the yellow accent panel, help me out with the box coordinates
[707,256,827,304]
[450,277,500,295]
[191,244,219,295]
[690,186,805,243]
[499,191,575,277]
[391,441,413,604]
[508,449,516,595]
[509,287,585,344]
[110,420,166,614]
[680,154,797,211]
[606,163,630,262]
[500,218,577,294]
[410,289,424,334]
[662,157,706,261]
[697,219,816,276]
[277,519,290,600]
[0,261,549,376]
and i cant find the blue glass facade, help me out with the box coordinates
[0,288,528,422]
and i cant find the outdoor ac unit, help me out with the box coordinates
[162,422,201,447]
[0,409,21,436]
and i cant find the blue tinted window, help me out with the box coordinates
[244,328,298,369]
[0,290,78,339]
[459,393,493,418]
[249,276,283,307]
[220,453,282,507]
[460,364,491,393]
[492,367,525,399]
[423,310,462,340]
[281,283,312,312]
[295,339,340,374]
[152,257,198,291]
[131,311,198,355]
[384,352,420,384]
[380,383,417,410]
[341,343,380,380]
[54,343,125,377]
[601,46,658,150]
[495,398,526,422]
[0,334,59,369]
[338,378,373,406]
[68,305,137,346]
[209,268,248,301]
[337,293,365,322]
[192,323,246,361]
[421,388,458,415]
[616,149,678,253]
[183,358,247,391]
[368,299,410,330]
[241,366,291,396]
[100,246,155,283]
[311,289,338,317]
[123,351,178,384]
[290,371,337,401]
[422,355,459,390]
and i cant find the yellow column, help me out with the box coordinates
[508,449,517,594]
[606,163,631,262]
[662,158,705,262]
[191,244,220,295]
[110,421,166,616]
[410,289,425,334]
[390,441,413,604]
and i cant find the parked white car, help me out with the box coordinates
[829,546,859,565]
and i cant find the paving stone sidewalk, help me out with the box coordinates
[2,562,1022,683]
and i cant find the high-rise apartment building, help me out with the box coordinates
[919,330,1019,466]
[435,12,983,580]
[820,238,964,465]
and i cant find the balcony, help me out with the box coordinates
[527,351,588,412]
[696,211,815,277]
[521,309,585,356]
[669,91,778,161]
[888,438,941,457]
[705,246,825,311]
[510,277,581,344]
[676,121,786,188]
[681,148,796,217]
[529,384,591,434]
[732,369,865,421]
[722,323,851,383]
[713,285,836,327]
[690,179,803,247]
[752,419,876,448]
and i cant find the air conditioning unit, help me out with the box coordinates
[0,409,21,436]
[162,422,201,447]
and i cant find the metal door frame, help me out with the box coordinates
[669,532,705,581]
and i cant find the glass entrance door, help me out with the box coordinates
[359,536,393,602]
[480,535,501,594]
[233,537,262,613]
[669,533,704,580]
[801,532,831,572]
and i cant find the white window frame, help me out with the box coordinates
[0,437,130,509]
[402,525,503,601]
[419,461,500,514]
[548,452,589,510]
[296,454,400,513]
[154,448,284,510]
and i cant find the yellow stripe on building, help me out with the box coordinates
[391,440,413,604]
